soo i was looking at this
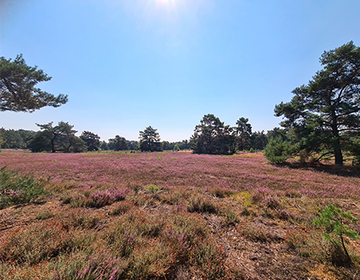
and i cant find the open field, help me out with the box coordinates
[0,150,359,279]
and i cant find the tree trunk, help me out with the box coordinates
[331,111,343,166]
[334,145,343,166]
[51,139,56,153]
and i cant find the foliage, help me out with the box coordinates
[139,126,162,152]
[0,54,68,112]
[100,140,109,150]
[263,136,293,163]
[144,184,162,193]
[162,140,191,151]
[29,121,86,153]
[0,128,35,149]
[234,117,252,151]
[191,114,268,154]
[275,41,360,165]
[0,166,47,209]
[108,135,128,151]
[191,114,235,155]
[80,130,100,151]
[313,204,360,265]
[250,130,268,150]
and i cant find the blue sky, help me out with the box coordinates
[1,0,360,142]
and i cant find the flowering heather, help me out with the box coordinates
[0,150,359,279]
[64,187,132,208]
[1,150,359,200]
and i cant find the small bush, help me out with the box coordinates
[313,204,360,266]
[263,137,293,164]
[0,220,76,265]
[284,227,352,266]
[35,210,53,220]
[51,249,128,280]
[192,241,230,279]
[111,200,135,215]
[0,166,47,209]
[238,223,273,243]
[263,195,282,209]
[61,209,104,230]
[187,196,218,214]
[63,187,132,208]
[224,209,240,225]
[144,184,162,193]
[167,212,210,246]
[126,239,176,279]
[208,187,234,198]
[275,209,293,220]
[251,191,263,203]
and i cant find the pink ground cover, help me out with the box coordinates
[1,150,359,200]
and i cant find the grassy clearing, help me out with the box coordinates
[0,150,359,279]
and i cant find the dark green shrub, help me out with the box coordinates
[263,137,293,164]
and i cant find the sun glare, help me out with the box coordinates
[155,0,178,11]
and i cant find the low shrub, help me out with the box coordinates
[187,196,218,214]
[0,220,76,265]
[263,136,293,164]
[126,239,176,279]
[285,226,359,267]
[63,187,132,208]
[111,200,135,215]
[167,212,210,246]
[274,209,293,220]
[144,184,162,193]
[35,210,53,220]
[0,166,47,209]
[263,195,282,209]
[222,208,240,225]
[161,190,188,205]
[51,249,129,280]
[237,223,273,243]
[313,204,360,266]
[208,187,234,198]
[191,241,231,279]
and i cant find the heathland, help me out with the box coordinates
[0,150,359,279]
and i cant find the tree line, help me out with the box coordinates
[0,117,268,153]
[1,42,360,165]
[0,124,192,153]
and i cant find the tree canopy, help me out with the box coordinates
[234,117,252,151]
[274,41,360,165]
[191,114,235,155]
[108,135,128,151]
[80,131,100,151]
[139,126,162,152]
[0,54,68,112]
[29,121,86,153]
